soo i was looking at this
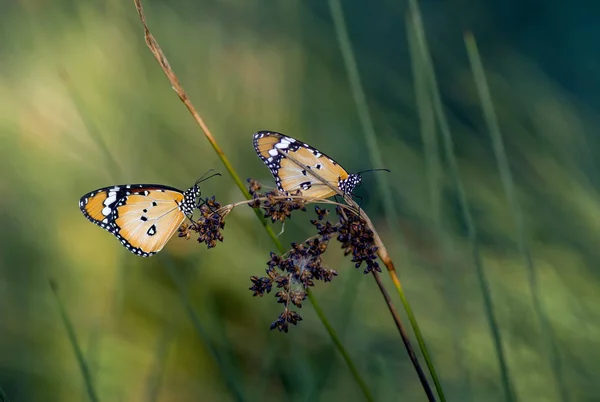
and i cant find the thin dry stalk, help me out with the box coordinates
[130,1,372,400]
[281,150,436,401]
[132,0,246,194]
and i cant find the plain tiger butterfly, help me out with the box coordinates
[253,131,387,199]
[78,172,219,257]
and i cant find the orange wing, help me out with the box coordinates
[112,191,186,256]
[253,131,352,199]
[278,147,348,199]
[79,184,200,256]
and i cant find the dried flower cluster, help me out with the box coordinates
[179,196,227,248]
[336,206,380,274]
[247,178,306,222]
[178,180,381,332]
[250,236,337,332]
[247,180,381,332]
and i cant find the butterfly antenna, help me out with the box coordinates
[355,168,391,175]
[195,170,222,185]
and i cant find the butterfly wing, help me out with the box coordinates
[80,185,133,230]
[79,184,195,256]
[253,131,350,199]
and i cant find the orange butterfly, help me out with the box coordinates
[253,131,386,199]
[79,173,218,256]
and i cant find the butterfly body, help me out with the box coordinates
[253,131,362,199]
[79,183,201,257]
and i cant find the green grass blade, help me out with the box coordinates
[62,69,128,400]
[328,0,445,400]
[406,3,517,400]
[407,15,472,401]
[327,0,397,222]
[406,13,471,402]
[464,32,569,402]
[306,291,375,402]
[161,256,246,402]
[49,280,100,402]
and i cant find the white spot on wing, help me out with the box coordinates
[268,149,278,156]
[101,206,112,216]
[104,194,117,207]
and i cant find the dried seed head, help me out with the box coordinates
[270,309,302,333]
[246,186,383,332]
[261,189,307,223]
[185,196,227,249]
[247,178,262,196]
[248,198,261,208]
[178,222,192,240]
[248,232,337,332]
[335,206,380,274]
[314,205,329,220]
[249,276,272,296]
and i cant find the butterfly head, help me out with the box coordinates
[339,173,362,195]
[340,168,390,196]
[181,185,201,216]
[187,170,222,211]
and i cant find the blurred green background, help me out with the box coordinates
[1,0,599,401]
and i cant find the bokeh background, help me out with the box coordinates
[1,0,599,401]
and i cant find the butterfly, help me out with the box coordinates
[253,131,387,199]
[78,172,219,257]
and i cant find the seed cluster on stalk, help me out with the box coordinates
[247,178,307,222]
[179,196,228,248]
[177,179,381,333]
[247,180,380,332]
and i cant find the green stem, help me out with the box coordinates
[464,32,568,402]
[163,258,246,402]
[372,271,436,402]
[50,280,100,402]
[406,3,516,400]
[328,0,444,399]
[306,291,374,402]
[131,0,371,399]
[407,13,472,400]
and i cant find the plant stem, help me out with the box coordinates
[406,3,516,399]
[371,271,436,402]
[50,280,100,402]
[356,205,440,402]
[305,291,374,402]
[131,1,371,399]
[464,32,568,402]
[281,145,437,400]
[407,16,472,400]
[162,257,246,402]
[327,1,445,399]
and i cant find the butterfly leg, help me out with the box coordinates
[195,198,206,209]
